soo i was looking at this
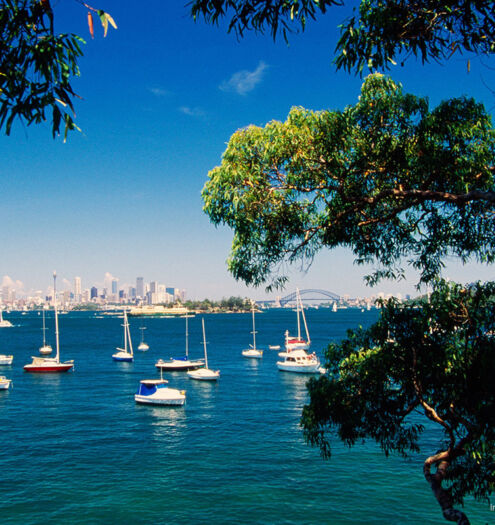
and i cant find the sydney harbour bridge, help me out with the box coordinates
[257,289,340,307]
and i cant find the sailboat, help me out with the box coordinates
[112,309,134,362]
[0,309,12,328]
[242,304,263,358]
[137,323,149,351]
[187,318,220,381]
[156,312,204,371]
[281,288,310,356]
[24,272,74,373]
[39,308,53,355]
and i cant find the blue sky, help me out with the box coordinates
[1,1,494,299]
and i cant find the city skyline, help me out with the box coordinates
[1,3,494,302]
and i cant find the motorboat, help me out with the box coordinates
[276,349,324,374]
[0,376,12,390]
[135,379,185,406]
[137,324,149,351]
[39,309,53,355]
[268,345,281,350]
[112,309,134,362]
[156,312,204,371]
[24,272,74,373]
[0,355,13,365]
[187,318,219,381]
[0,309,12,328]
[284,288,311,352]
[242,304,263,359]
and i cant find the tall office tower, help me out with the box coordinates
[111,279,118,295]
[149,281,158,293]
[136,277,144,299]
[90,286,98,299]
[74,276,81,296]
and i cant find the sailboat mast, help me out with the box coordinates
[53,271,60,363]
[251,304,257,350]
[126,310,133,356]
[299,290,310,344]
[185,312,189,358]
[296,288,301,339]
[42,308,47,345]
[202,317,208,369]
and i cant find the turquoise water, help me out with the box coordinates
[0,309,491,524]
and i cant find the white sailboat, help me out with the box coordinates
[281,288,310,356]
[242,304,263,358]
[187,318,220,381]
[137,323,149,351]
[24,272,74,373]
[0,309,12,328]
[39,308,53,355]
[156,312,204,371]
[112,309,134,362]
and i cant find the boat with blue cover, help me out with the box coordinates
[135,379,186,406]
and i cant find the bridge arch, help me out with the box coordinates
[278,289,340,306]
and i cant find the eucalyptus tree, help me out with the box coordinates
[202,74,495,523]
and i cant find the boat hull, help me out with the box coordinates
[0,379,12,389]
[135,394,185,406]
[24,363,73,373]
[112,354,133,362]
[155,359,204,371]
[276,362,322,374]
[242,349,263,359]
[187,368,220,381]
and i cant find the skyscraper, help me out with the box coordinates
[136,277,144,298]
[90,286,98,299]
[73,276,82,304]
[111,279,118,295]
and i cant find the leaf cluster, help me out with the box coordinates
[189,0,340,42]
[0,0,84,139]
[202,74,495,289]
[189,1,495,72]
[301,279,495,505]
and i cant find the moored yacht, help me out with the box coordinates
[135,379,186,406]
[24,272,74,373]
[276,349,324,374]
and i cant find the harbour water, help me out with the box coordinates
[0,309,491,524]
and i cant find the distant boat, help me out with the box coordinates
[332,302,338,312]
[187,318,220,381]
[0,309,12,328]
[242,305,263,359]
[156,312,204,371]
[112,309,134,362]
[24,272,74,373]
[268,345,281,350]
[283,289,310,353]
[0,376,12,390]
[39,309,53,355]
[137,323,149,351]
[0,355,13,366]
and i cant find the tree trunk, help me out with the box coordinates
[424,452,470,524]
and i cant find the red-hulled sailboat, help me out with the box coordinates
[24,272,74,373]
